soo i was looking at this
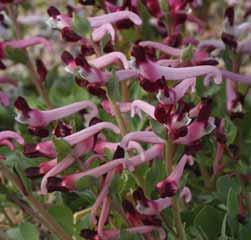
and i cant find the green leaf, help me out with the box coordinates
[227,188,239,236]
[194,205,224,240]
[107,69,120,102]
[224,117,237,144]
[145,159,166,196]
[72,13,91,37]
[119,229,142,240]
[216,175,240,202]
[49,204,74,235]
[181,45,194,62]
[239,218,251,240]
[150,118,166,139]
[7,222,39,240]
[52,137,72,162]
[5,47,28,64]
[75,176,98,191]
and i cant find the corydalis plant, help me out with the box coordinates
[1,1,251,240]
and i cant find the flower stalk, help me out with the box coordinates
[166,139,187,240]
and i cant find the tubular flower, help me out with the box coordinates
[61,51,135,84]
[25,159,57,178]
[156,154,193,197]
[157,78,196,104]
[0,131,24,159]
[47,6,142,42]
[132,45,222,84]
[14,97,98,127]
[44,144,163,193]
[133,187,172,216]
[0,36,52,56]
[0,130,24,149]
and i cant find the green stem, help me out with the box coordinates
[107,96,128,137]
[0,162,72,240]
[166,139,186,240]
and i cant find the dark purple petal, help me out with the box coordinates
[53,121,73,137]
[25,167,43,179]
[225,6,235,26]
[46,177,70,193]
[47,6,60,18]
[156,180,178,198]
[61,51,74,65]
[14,96,31,117]
[35,58,47,82]
[221,32,237,49]
[62,27,82,42]
[28,127,50,138]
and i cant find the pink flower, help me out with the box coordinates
[15,97,98,127]
[132,45,222,84]
[1,36,52,52]
[156,154,193,197]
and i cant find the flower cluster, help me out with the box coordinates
[1,1,251,240]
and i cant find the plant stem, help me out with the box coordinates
[0,162,72,240]
[107,96,128,137]
[166,139,186,240]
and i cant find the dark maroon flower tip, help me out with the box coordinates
[164,33,182,48]
[35,59,47,83]
[25,167,42,179]
[113,146,125,159]
[81,44,95,57]
[156,180,178,198]
[172,126,188,140]
[142,216,162,226]
[53,121,72,137]
[244,7,251,20]
[185,140,203,155]
[0,60,6,70]
[174,12,187,25]
[215,132,226,144]
[154,103,171,124]
[103,40,114,53]
[23,144,41,158]
[28,127,50,138]
[131,45,147,65]
[66,5,74,17]
[225,6,235,26]
[89,117,102,126]
[75,54,91,71]
[116,19,134,29]
[80,229,99,240]
[133,187,146,201]
[197,97,212,122]
[139,77,165,93]
[196,59,219,66]
[86,83,106,98]
[75,77,88,87]
[79,0,95,6]
[14,96,31,116]
[61,51,74,65]
[122,199,135,213]
[46,177,69,193]
[47,6,61,18]
[221,32,237,49]
[133,187,148,207]
[62,27,82,42]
